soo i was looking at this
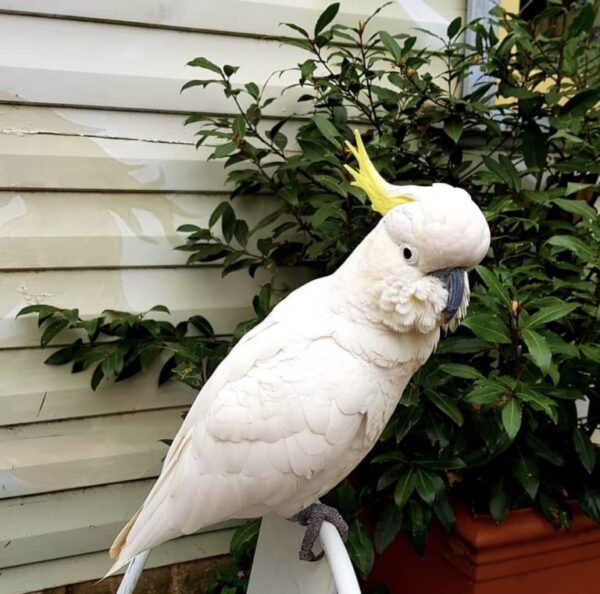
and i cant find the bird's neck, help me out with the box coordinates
[329,234,441,368]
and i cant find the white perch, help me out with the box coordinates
[248,514,361,594]
[115,515,361,594]
[116,550,151,594]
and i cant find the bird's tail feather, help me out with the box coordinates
[110,509,141,560]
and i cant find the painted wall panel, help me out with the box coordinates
[0,348,195,426]
[0,6,461,114]
[0,15,312,115]
[0,191,275,269]
[0,0,465,39]
[0,0,467,588]
[1,529,234,594]
[0,267,274,348]
[0,408,186,498]
[0,478,236,567]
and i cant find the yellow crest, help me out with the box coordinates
[343,130,413,215]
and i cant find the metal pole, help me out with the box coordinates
[319,522,361,594]
[116,550,151,594]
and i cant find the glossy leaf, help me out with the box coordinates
[462,314,511,344]
[501,399,522,440]
[375,504,403,554]
[347,520,374,579]
[314,3,340,35]
[573,428,596,474]
[394,469,417,509]
[522,328,552,372]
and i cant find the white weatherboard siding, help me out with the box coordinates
[0,1,466,592]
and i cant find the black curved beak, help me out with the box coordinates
[431,267,465,323]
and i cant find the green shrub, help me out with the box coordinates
[20,0,599,578]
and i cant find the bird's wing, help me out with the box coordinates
[108,279,376,572]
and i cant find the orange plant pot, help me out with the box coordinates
[367,503,600,594]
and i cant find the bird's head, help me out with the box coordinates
[339,131,490,334]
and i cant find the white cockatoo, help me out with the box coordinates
[108,131,490,573]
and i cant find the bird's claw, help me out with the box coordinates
[290,503,348,563]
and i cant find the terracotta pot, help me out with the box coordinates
[367,502,600,594]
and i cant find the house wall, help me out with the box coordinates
[0,1,466,592]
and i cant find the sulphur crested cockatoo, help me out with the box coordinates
[108,131,490,573]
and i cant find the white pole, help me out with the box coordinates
[319,522,361,594]
[248,515,361,594]
[116,550,151,594]
[117,519,361,594]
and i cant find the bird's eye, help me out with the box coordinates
[401,245,418,264]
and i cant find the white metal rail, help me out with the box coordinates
[116,515,360,594]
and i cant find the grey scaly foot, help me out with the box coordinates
[290,503,349,562]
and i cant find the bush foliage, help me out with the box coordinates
[20,0,599,579]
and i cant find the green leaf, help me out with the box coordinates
[250,209,282,235]
[581,345,600,363]
[347,520,374,579]
[245,82,260,98]
[426,390,464,426]
[90,363,104,391]
[414,469,445,505]
[573,428,596,474]
[489,478,509,523]
[40,319,70,348]
[522,328,552,372]
[447,16,462,38]
[501,399,522,440]
[147,305,170,315]
[379,31,403,61]
[437,363,483,380]
[482,155,520,191]
[223,64,238,77]
[209,201,232,228]
[310,203,342,228]
[312,114,341,148]
[525,303,577,329]
[230,520,260,555]
[465,381,507,404]
[140,347,161,371]
[462,314,511,344]
[375,504,403,554]
[444,118,463,144]
[513,452,540,500]
[475,265,511,308]
[517,387,557,423]
[211,141,237,159]
[560,88,600,116]
[526,433,564,466]
[187,57,222,74]
[221,202,236,242]
[314,3,340,35]
[432,493,455,532]
[16,304,59,319]
[44,346,75,365]
[568,2,595,36]
[436,338,488,354]
[406,500,432,556]
[522,122,547,171]
[547,235,595,261]
[565,182,595,197]
[102,348,124,377]
[394,469,417,509]
[232,116,246,138]
[552,198,598,219]
[580,485,600,524]
[253,284,272,318]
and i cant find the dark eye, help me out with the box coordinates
[401,244,418,264]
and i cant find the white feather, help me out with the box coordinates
[108,184,490,575]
